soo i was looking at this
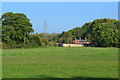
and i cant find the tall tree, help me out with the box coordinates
[67,32,73,43]
[85,18,119,47]
[2,12,34,46]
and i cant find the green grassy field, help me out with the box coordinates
[2,47,118,79]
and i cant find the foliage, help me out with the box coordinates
[84,18,119,47]
[1,12,34,48]
[1,12,119,48]
[57,18,119,47]
[48,41,56,46]
[30,34,42,47]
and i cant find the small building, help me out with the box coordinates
[63,43,84,47]
[57,39,90,47]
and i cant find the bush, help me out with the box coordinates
[49,41,56,46]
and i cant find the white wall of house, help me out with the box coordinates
[63,44,84,47]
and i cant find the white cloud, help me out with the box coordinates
[1,0,119,2]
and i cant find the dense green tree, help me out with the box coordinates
[67,24,91,40]
[85,18,119,47]
[81,22,92,39]
[2,12,34,47]
[49,41,56,46]
[57,38,65,43]
[57,31,68,43]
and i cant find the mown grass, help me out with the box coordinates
[2,47,118,78]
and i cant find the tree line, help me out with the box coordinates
[0,12,119,48]
[58,18,120,47]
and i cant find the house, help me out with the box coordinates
[73,39,90,47]
[73,40,90,44]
